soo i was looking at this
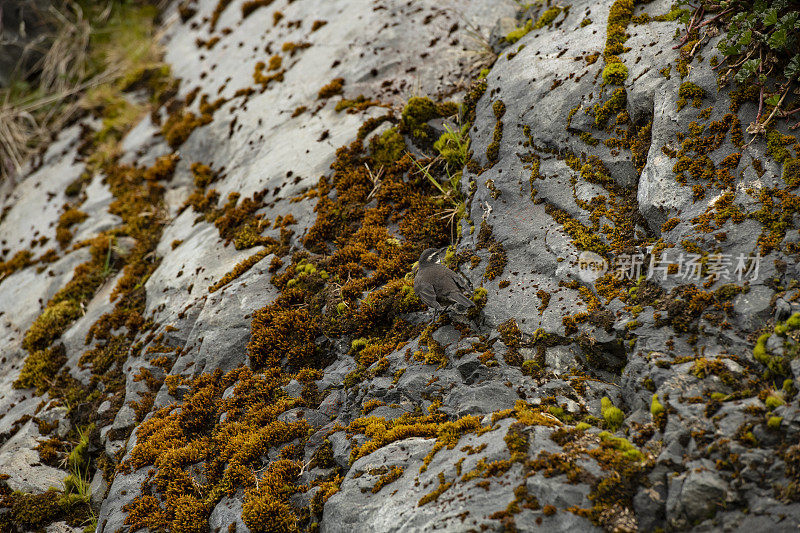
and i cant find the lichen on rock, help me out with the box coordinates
[2,0,800,531]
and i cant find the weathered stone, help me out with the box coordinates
[209,495,251,533]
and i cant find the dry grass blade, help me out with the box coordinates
[409,154,465,242]
[457,16,497,72]
[0,2,97,184]
[0,0,163,187]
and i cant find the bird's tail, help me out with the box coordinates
[450,292,475,310]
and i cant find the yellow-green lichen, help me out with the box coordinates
[371,466,403,493]
[602,62,628,85]
[593,87,627,128]
[677,82,706,111]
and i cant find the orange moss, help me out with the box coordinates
[281,41,311,56]
[241,0,274,18]
[0,250,33,279]
[209,248,271,293]
[318,78,345,99]
[253,61,285,90]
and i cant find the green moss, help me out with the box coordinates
[14,345,67,394]
[22,300,82,352]
[400,97,457,145]
[593,87,627,128]
[241,0,277,18]
[765,394,785,410]
[317,78,344,99]
[485,100,506,166]
[600,397,624,431]
[543,203,609,255]
[371,466,404,493]
[351,338,368,352]
[505,20,533,44]
[208,248,271,293]
[506,6,563,44]
[604,0,635,60]
[0,250,34,280]
[766,128,795,163]
[602,62,628,85]
[579,131,601,146]
[534,6,563,29]
[650,394,664,417]
[654,6,690,21]
[754,333,771,364]
[598,431,642,460]
[472,287,488,306]
[783,157,800,188]
[753,331,792,376]
[418,471,452,506]
[369,127,406,166]
[335,95,381,113]
[768,416,783,429]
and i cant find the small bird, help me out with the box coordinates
[413,248,475,318]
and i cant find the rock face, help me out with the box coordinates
[2,0,800,531]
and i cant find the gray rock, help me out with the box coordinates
[489,17,519,53]
[97,466,149,533]
[444,381,519,417]
[328,431,353,469]
[278,407,329,429]
[89,470,109,513]
[667,468,732,526]
[110,404,137,433]
[544,345,580,375]
[2,0,799,530]
[732,285,775,332]
[209,495,250,533]
[319,390,345,420]
[45,523,84,533]
[0,416,66,493]
[282,379,304,399]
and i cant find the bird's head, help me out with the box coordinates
[419,247,446,265]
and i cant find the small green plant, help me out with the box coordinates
[60,424,95,526]
[433,123,470,169]
[678,0,800,132]
[101,237,116,278]
[410,156,466,241]
[715,0,800,85]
